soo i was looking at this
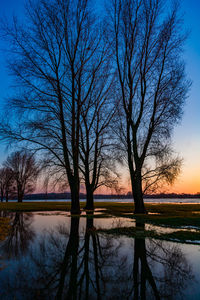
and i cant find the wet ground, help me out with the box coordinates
[0,210,200,299]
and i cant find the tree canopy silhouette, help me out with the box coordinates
[4,151,40,202]
[0,0,190,213]
[108,0,190,213]
[0,0,116,213]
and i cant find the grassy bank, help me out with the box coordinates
[97,202,200,228]
[0,202,72,212]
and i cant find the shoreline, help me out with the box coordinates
[0,201,200,211]
[1,202,200,243]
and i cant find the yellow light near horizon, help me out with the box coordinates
[171,175,200,194]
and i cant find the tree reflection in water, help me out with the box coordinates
[0,214,195,299]
[30,213,114,299]
[0,211,35,258]
[130,222,194,300]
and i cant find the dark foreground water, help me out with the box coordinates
[0,211,200,299]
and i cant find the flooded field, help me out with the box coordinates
[0,210,200,299]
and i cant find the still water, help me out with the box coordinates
[0,211,200,299]
[8,198,200,203]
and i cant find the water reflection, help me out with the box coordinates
[0,213,196,299]
[28,213,114,299]
[1,212,35,258]
[131,222,193,299]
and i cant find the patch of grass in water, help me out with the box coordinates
[99,226,200,245]
[99,226,156,239]
[133,214,200,229]
[160,231,200,243]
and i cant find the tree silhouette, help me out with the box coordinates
[4,151,40,202]
[108,0,190,213]
[0,167,14,202]
[80,85,119,209]
[0,0,112,213]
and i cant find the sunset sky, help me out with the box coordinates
[0,0,199,194]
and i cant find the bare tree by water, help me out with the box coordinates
[0,0,190,212]
[108,0,190,213]
[0,0,106,213]
[4,151,40,202]
[79,65,119,210]
[0,167,14,202]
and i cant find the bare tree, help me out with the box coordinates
[0,0,105,213]
[108,0,190,213]
[79,63,119,210]
[4,151,40,202]
[0,167,14,202]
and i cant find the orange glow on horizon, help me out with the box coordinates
[35,163,200,195]
[94,171,200,195]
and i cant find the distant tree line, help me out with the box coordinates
[18,192,200,201]
[0,0,190,213]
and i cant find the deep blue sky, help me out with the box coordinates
[0,0,199,193]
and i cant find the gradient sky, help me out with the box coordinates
[0,0,199,194]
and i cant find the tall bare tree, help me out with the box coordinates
[79,64,119,209]
[108,0,190,213]
[4,151,40,202]
[0,0,106,213]
[0,167,14,202]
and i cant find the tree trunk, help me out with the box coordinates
[17,186,23,203]
[131,171,146,214]
[85,186,94,210]
[18,197,23,203]
[1,189,3,202]
[5,190,8,202]
[127,122,146,214]
[70,181,80,214]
